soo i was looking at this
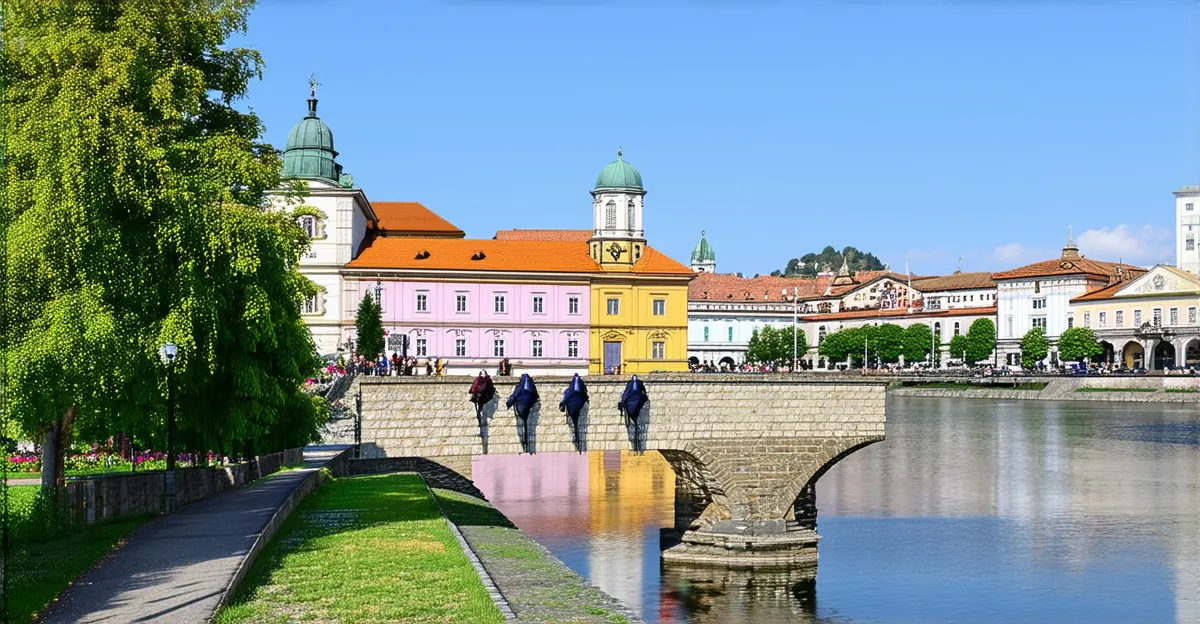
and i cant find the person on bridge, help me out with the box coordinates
[506,373,539,453]
[559,373,589,453]
[618,375,649,452]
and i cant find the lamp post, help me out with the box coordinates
[783,288,800,372]
[158,342,178,513]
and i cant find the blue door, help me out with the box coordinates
[604,341,622,374]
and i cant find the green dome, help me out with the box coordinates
[692,231,715,264]
[282,97,342,183]
[594,149,643,190]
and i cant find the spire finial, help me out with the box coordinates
[701,230,706,238]
[617,147,623,159]
[1068,225,1073,245]
[309,73,320,98]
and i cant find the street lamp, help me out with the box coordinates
[158,342,178,513]
[783,287,799,372]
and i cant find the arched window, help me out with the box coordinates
[605,200,616,229]
[627,199,636,231]
[953,322,960,336]
[297,215,316,237]
[934,322,941,339]
[818,326,826,344]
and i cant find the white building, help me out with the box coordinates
[992,235,1139,366]
[1176,185,1200,275]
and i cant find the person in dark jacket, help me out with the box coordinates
[506,373,539,453]
[469,370,497,453]
[559,373,589,453]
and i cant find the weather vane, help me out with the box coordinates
[309,73,320,97]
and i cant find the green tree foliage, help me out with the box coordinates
[355,293,385,360]
[746,325,808,368]
[1058,327,1103,362]
[0,0,325,486]
[902,324,934,364]
[873,324,906,363]
[1021,327,1050,368]
[782,246,886,277]
[965,318,997,364]
[819,326,876,367]
[948,334,969,361]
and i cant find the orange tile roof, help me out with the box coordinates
[689,273,829,302]
[911,272,995,292]
[1070,266,1194,302]
[1069,280,1130,302]
[371,202,465,238]
[347,236,693,276]
[494,229,592,242]
[992,257,1143,281]
[808,305,997,322]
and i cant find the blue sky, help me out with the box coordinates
[238,1,1200,277]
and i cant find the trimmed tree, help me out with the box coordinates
[948,334,969,361]
[874,324,906,364]
[356,293,385,360]
[747,325,808,368]
[1058,327,1103,362]
[1020,327,1050,369]
[901,324,934,365]
[966,318,997,365]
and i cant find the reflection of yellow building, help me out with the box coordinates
[585,152,693,374]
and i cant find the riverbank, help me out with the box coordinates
[889,376,1200,402]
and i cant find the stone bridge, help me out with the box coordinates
[358,374,887,567]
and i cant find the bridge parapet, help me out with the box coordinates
[359,374,887,567]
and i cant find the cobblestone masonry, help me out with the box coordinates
[360,375,887,566]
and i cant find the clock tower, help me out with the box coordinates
[588,149,647,268]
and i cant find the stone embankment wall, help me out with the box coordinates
[359,375,886,458]
[58,447,305,528]
[891,376,1200,402]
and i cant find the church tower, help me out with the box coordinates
[1176,186,1200,275]
[691,231,716,273]
[588,149,646,268]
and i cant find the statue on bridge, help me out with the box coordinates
[618,375,649,452]
[559,374,589,453]
[506,373,540,454]
[469,370,496,454]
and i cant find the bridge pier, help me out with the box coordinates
[660,437,881,568]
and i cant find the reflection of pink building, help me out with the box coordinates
[473,453,593,537]
[344,203,591,375]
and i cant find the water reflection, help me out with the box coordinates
[473,398,1200,623]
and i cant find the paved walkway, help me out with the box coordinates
[39,448,342,624]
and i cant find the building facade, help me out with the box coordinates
[1070,265,1200,370]
[1176,185,1200,276]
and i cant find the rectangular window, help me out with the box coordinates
[652,299,666,316]
[1191,307,1197,325]
[728,327,734,342]
[1034,281,1041,294]
[652,341,665,360]
[1116,311,1123,327]
[456,293,468,313]
[1188,203,1195,211]
[1153,308,1162,326]
[455,338,467,357]
[531,339,543,358]
[303,294,319,315]
[1083,312,1090,327]
[606,298,620,316]
[416,338,427,357]
[1067,316,1074,329]
[1099,311,1106,328]
[1032,316,1047,330]
[1006,316,1014,338]
[1189,239,1196,252]
[416,292,428,312]
[532,296,544,314]
[704,326,709,342]
[567,339,579,358]
[1171,307,1179,326]
[568,296,580,315]
[1032,298,1046,310]
[1134,309,1142,326]
[493,339,505,357]
[494,294,506,313]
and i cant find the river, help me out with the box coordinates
[471,396,1200,624]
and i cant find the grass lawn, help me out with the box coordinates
[5,485,150,624]
[216,474,503,624]
[1165,388,1199,393]
[1076,387,1158,393]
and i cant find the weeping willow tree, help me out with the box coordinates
[0,0,325,488]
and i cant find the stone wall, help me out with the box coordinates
[891,376,1200,402]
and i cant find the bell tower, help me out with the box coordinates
[588,149,647,268]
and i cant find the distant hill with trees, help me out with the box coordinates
[770,246,886,277]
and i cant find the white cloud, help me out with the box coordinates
[1076,224,1172,266]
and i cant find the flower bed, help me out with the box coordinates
[8,451,213,476]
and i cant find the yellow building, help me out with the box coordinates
[584,151,693,374]
[1070,265,1200,370]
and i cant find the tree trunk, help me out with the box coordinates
[41,403,78,489]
